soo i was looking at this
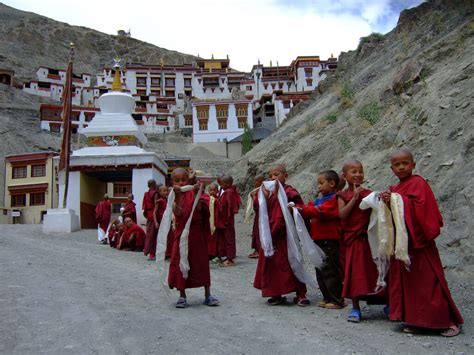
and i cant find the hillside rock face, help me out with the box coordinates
[232,0,473,275]
[0,3,196,82]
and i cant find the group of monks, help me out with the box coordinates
[94,149,463,337]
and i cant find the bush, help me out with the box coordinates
[340,134,352,151]
[357,101,382,125]
[323,112,337,124]
[357,32,384,52]
[340,81,355,108]
[241,124,253,155]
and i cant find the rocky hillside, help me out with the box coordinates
[232,0,474,275]
[0,3,196,82]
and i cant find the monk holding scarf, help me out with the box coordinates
[381,150,463,337]
[95,194,111,244]
[164,168,219,308]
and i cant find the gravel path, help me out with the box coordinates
[0,214,472,354]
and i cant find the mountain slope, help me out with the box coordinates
[232,0,474,274]
[0,2,196,82]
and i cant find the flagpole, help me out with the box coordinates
[60,43,75,209]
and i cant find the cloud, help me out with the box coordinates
[4,0,424,71]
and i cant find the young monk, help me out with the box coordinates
[247,175,265,259]
[216,175,241,267]
[95,194,112,244]
[143,180,158,260]
[122,193,137,223]
[254,164,310,306]
[207,182,219,262]
[108,219,122,248]
[338,160,385,322]
[300,170,344,309]
[381,149,463,337]
[118,217,146,251]
[154,185,171,260]
[168,168,219,308]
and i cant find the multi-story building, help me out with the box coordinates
[3,151,58,224]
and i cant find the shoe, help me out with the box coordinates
[267,296,286,306]
[148,256,156,261]
[294,296,311,307]
[203,295,220,306]
[175,297,188,308]
[347,308,362,323]
[219,260,235,267]
[248,251,259,259]
[211,257,221,264]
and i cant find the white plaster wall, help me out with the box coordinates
[59,170,81,221]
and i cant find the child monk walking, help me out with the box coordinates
[216,175,241,267]
[338,160,386,322]
[381,149,463,337]
[167,168,219,308]
[254,164,310,306]
[301,170,344,309]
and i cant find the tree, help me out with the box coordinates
[242,124,253,155]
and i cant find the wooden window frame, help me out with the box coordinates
[12,166,27,179]
[113,182,132,197]
[11,194,26,207]
[31,164,46,178]
[30,192,45,206]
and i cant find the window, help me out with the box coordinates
[150,77,160,86]
[246,85,252,91]
[165,78,175,87]
[136,77,147,86]
[304,68,313,77]
[236,104,248,117]
[136,90,146,96]
[114,182,132,197]
[112,203,122,214]
[216,105,228,119]
[184,89,192,97]
[199,121,208,130]
[184,115,192,126]
[184,78,192,87]
[166,90,175,97]
[31,164,46,177]
[11,194,26,207]
[306,78,313,86]
[283,101,291,109]
[12,166,27,179]
[30,192,45,206]
[238,118,247,129]
[196,106,209,119]
[218,120,227,130]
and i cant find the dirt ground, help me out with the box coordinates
[0,213,472,355]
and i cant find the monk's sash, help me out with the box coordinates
[209,195,216,234]
[156,185,202,280]
[360,192,410,291]
[244,188,259,224]
[258,181,325,289]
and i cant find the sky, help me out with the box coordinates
[4,0,424,71]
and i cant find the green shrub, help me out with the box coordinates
[340,134,352,151]
[358,101,382,125]
[357,32,384,52]
[340,81,355,108]
[241,124,253,155]
[324,112,337,124]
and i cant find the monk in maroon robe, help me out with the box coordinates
[118,217,145,251]
[95,194,112,244]
[122,193,137,223]
[254,164,309,306]
[167,168,219,308]
[142,180,158,260]
[381,150,463,337]
[216,175,240,266]
[338,160,385,323]
[154,185,173,259]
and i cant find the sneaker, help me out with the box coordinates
[203,295,220,306]
[175,297,188,308]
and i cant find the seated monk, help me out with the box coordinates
[118,217,146,251]
[108,219,122,248]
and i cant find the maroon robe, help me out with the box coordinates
[253,184,307,297]
[123,201,137,223]
[95,200,111,232]
[216,187,239,260]
[251,211,261,251]
[388,175,463,328]
[168,191,211,290]
[119,222,145,251]
[142,189,158,256]
[338,188,385,303]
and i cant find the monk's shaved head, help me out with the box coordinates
[342,160,363,173]
[171,167,189,179]
[255,174,265,182]
[269,164,286,174]
[221,175,234,185]
[390,149,414,162]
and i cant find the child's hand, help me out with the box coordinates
[352,185,363,200]
[173,185,182,197]
[262,186,270,199]
[380,191,391,207]
[194,182,202,191]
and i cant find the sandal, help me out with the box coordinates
[203,295,220,307]
[325,302,344,309]
[219,260,235,267]
[248,251,259,259]
[440,325,460,337]
[175,297,188,308]
[318,300,327,308]
[267,296,286,306]
[402,326,416,334]
[347,308,362,323]
[383,305,390,317]
[294,297,311,307]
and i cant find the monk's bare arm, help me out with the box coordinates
[338,196,356,219]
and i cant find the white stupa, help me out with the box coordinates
[56,60,167,229]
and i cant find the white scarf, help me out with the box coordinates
[360,192,410,291]
[156,185,202,279]
[258,180,325,290]
[244,188,259,224]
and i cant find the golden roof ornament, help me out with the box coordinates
[111,57,123,92]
